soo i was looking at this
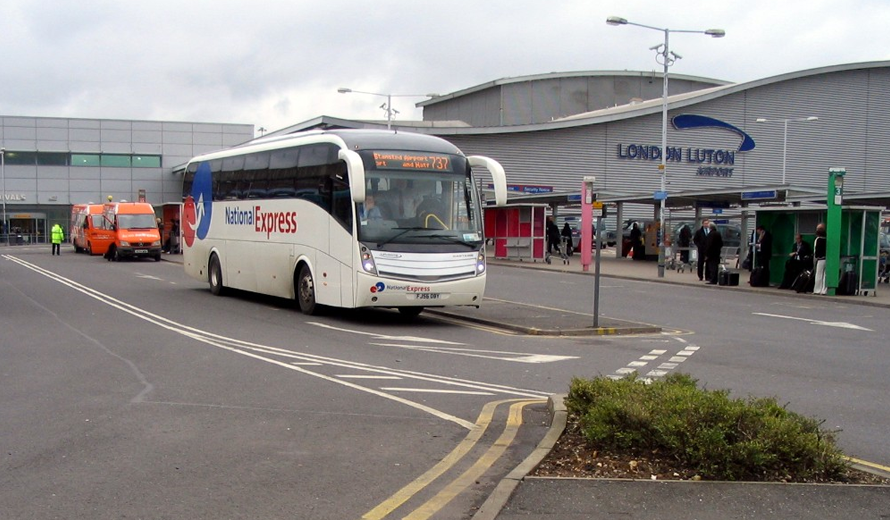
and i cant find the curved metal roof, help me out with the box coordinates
[426,60,890,135]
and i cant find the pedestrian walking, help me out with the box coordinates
[692,219,711,280]
[51,222,64,255]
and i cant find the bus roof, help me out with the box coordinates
[188,129,464,165]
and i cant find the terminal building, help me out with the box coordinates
[2,62,889,244]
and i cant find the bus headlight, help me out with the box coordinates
[120,240,130,246]
[151,240,161,246]
[476,250,486,275]
[361,250,378,275]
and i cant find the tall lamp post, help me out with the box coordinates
[337,88,438,130]
[755,117,818,184]
[607,16,724,278]
[1,148,7,246]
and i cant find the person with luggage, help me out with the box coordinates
[780,234,813,289]
[629,222,645,260]
[704,222,723,284]
[546,216,561,256]
[678,224,692,265]
[812,223,828,295]
[750,225,772,287]
[693,219,711,281]
[561,222,574,255]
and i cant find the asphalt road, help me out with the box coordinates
[1,246,887,519]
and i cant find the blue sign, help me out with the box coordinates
[654,190,668,200]
[712,208,723,215]
[741,190,778,200]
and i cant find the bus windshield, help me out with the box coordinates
[355,164,483,248]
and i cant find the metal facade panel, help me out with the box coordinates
[435,65,890,209]
[531,80,561,124]
[502,83,533,126]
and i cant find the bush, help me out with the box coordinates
[565,373,849,481]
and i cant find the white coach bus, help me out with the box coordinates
[181,129,507,316]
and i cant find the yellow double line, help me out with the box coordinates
[363,398,545,520]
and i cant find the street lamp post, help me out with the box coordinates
[1,148,7,246]
[755,117,818,184]
[607,16,724,278]
[337,88,438,130]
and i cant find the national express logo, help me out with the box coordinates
[182,162,213,248]
[182,161,300,248]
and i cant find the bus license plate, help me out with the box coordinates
[134,249,148,254]
[415,293,441,300]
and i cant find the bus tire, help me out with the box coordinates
[297,265,317,315]
[209,254,226,296]
[398,307,424,318]
[154,253,162,262]
[106,245,116,261]
[87,242,93,255]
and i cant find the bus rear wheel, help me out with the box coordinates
[209,254,226,296]
[297,265,317,315]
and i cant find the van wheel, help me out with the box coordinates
[87,242,93,255]
[398,307,424,318]
[297,265,317,315]
[209,254,226,296]
[154,253,162,262]
[106,245,116,261]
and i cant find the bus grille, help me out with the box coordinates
[372,251,478,282]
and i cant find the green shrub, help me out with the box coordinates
[565,373,849,481]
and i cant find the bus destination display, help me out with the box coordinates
[372,152,452,172]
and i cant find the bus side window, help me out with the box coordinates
[330,170,353,233]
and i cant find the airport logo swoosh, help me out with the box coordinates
[672,114,756,152]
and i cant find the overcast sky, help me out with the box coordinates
[2,0,888,136]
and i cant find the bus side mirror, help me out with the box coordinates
[339,149,365,203]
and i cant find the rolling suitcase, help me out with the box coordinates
[836,271,857,295]
[718,270,739,286]
[793,270,813,293]
[749,266,769,287]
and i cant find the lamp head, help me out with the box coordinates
[755,118,769,123]
[705,29,725,38]
[337,88,352,94]
[606,16,628,26]
[806,116,819,121]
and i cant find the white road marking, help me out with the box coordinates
[753,312,873,331]
[337,375,402,380]
[369,342,577,364]
[380,388,496,395]
[4,255,551,430]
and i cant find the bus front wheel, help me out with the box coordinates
[297,265,317,315]
[209,254,226,296]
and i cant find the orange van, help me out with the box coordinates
[102,202,163,261]
[70,204,115,255]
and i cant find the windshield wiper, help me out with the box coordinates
[425,234,478,248]
[376,227,427,248]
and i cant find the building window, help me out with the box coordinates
[37,152,69,166]
[72,154,101,166]
[100,154,131,167]
[4,151,37,165]
[132,155,161,168]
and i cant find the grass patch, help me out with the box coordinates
[565,373,849,481]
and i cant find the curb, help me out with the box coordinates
[471,394,567,520]
[425,310,662,336]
